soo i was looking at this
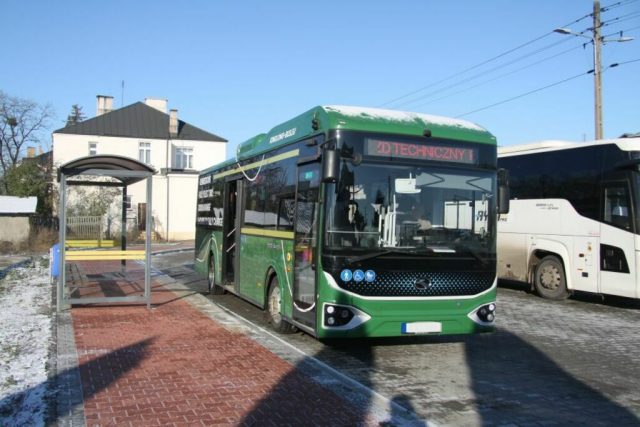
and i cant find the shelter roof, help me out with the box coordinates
[58,155,155,186]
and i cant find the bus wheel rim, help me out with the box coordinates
[208,258,215,287]
[540,265,560,290]
[269,286,281,322]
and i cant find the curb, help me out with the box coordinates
[151,247,194,256]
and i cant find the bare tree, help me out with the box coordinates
[0,90,53,192]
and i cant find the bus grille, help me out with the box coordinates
[336,271,494,297]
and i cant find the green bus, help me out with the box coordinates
[195,105,506,338]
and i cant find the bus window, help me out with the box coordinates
[603,184,631,230]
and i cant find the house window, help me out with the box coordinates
[139,142,151,165]
[175,147,193,169]
[88,142,97,156]
[125,195,132,210]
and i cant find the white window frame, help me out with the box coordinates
[175,146,194,169]
[139,142,151,165]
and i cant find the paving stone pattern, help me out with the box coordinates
[68,261,374,426]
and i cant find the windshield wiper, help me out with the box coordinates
[345,248,433,265]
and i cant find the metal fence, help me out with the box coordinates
[30,215,59,232]
[67,216,103,239]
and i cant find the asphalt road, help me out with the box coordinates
[153,251,640,426]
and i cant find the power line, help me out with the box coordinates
[376,31,552,107]
[603,24,640,38]
[455,71,589,118]
[377,11,594,108]
[601,12,640,27]
[610,57,640,66]
[392,37,576,109]
[601,0,640,12]
[411,44,584,109]
[455,59,637,118]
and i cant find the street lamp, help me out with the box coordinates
[554,0,634,140]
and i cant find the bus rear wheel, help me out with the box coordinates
[209,254,224,295]
[267,277,296,334]
[534,255,569,300]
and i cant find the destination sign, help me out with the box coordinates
[365,139,477,164]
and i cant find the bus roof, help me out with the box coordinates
[498,137,640,157]
[202,106,495,174]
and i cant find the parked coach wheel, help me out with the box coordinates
[535,255,569,300]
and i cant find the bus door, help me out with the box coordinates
[599,181,636,298]
[223,178,243,290]
[292,162,321,329]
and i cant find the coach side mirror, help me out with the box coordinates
[322,148,339,183]
[497,168,510,214]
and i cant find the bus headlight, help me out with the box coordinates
[470,302,497,325]
[324,304,354,327]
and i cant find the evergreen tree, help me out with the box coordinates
[65,104,85,126]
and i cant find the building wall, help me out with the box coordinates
[52,133,226,240]
[0,217,31,244]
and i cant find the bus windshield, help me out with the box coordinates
[324,162,496,257]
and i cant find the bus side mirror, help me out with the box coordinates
[322,148,339,183]
[497,168,510,214]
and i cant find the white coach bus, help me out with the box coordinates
[497,136,640,300]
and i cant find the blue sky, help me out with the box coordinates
[2,0,638,158]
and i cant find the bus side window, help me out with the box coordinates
[603,184,631,230]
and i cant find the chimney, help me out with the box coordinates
[96,95,114,116]
[169,109,178,138]
[27,147,36,158]
[145,97,168,113]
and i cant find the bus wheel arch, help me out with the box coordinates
[532,252,570,300]
[266,274,296,333]
[208,252,224,295]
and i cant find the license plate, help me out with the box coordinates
[402,322,442,334]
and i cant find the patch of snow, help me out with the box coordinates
[324,105,486,132]
[0,196,38,214]
[0,258,52,427]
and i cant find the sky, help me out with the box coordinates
[1,0,639,159]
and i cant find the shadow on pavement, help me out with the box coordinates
[238,343,375,426]
[0,338,153,425]
[465,329,640,425]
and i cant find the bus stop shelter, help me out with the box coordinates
[57,155,155,311]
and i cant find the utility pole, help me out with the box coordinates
[593,0,603,140]
[554,0,634,141]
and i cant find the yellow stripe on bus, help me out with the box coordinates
[213,149,300,180]
[241,228,295,240]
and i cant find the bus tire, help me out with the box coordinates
[208,254,224,295]
[534,255,569,300]
[267,276,296,334]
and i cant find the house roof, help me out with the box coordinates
[54,102,227,142]
[0,196,37,214]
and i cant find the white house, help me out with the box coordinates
[52,96,227,240]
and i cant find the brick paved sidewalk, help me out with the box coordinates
[65,260,376,426]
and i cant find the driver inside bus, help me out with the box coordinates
[399,197,432,231]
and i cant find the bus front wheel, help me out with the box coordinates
[267,277,296,334]
[208,254,224,295]
[534,255,569,300]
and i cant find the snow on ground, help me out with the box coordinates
[0,257,52,427]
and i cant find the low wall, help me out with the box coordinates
[0,216,31,245]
